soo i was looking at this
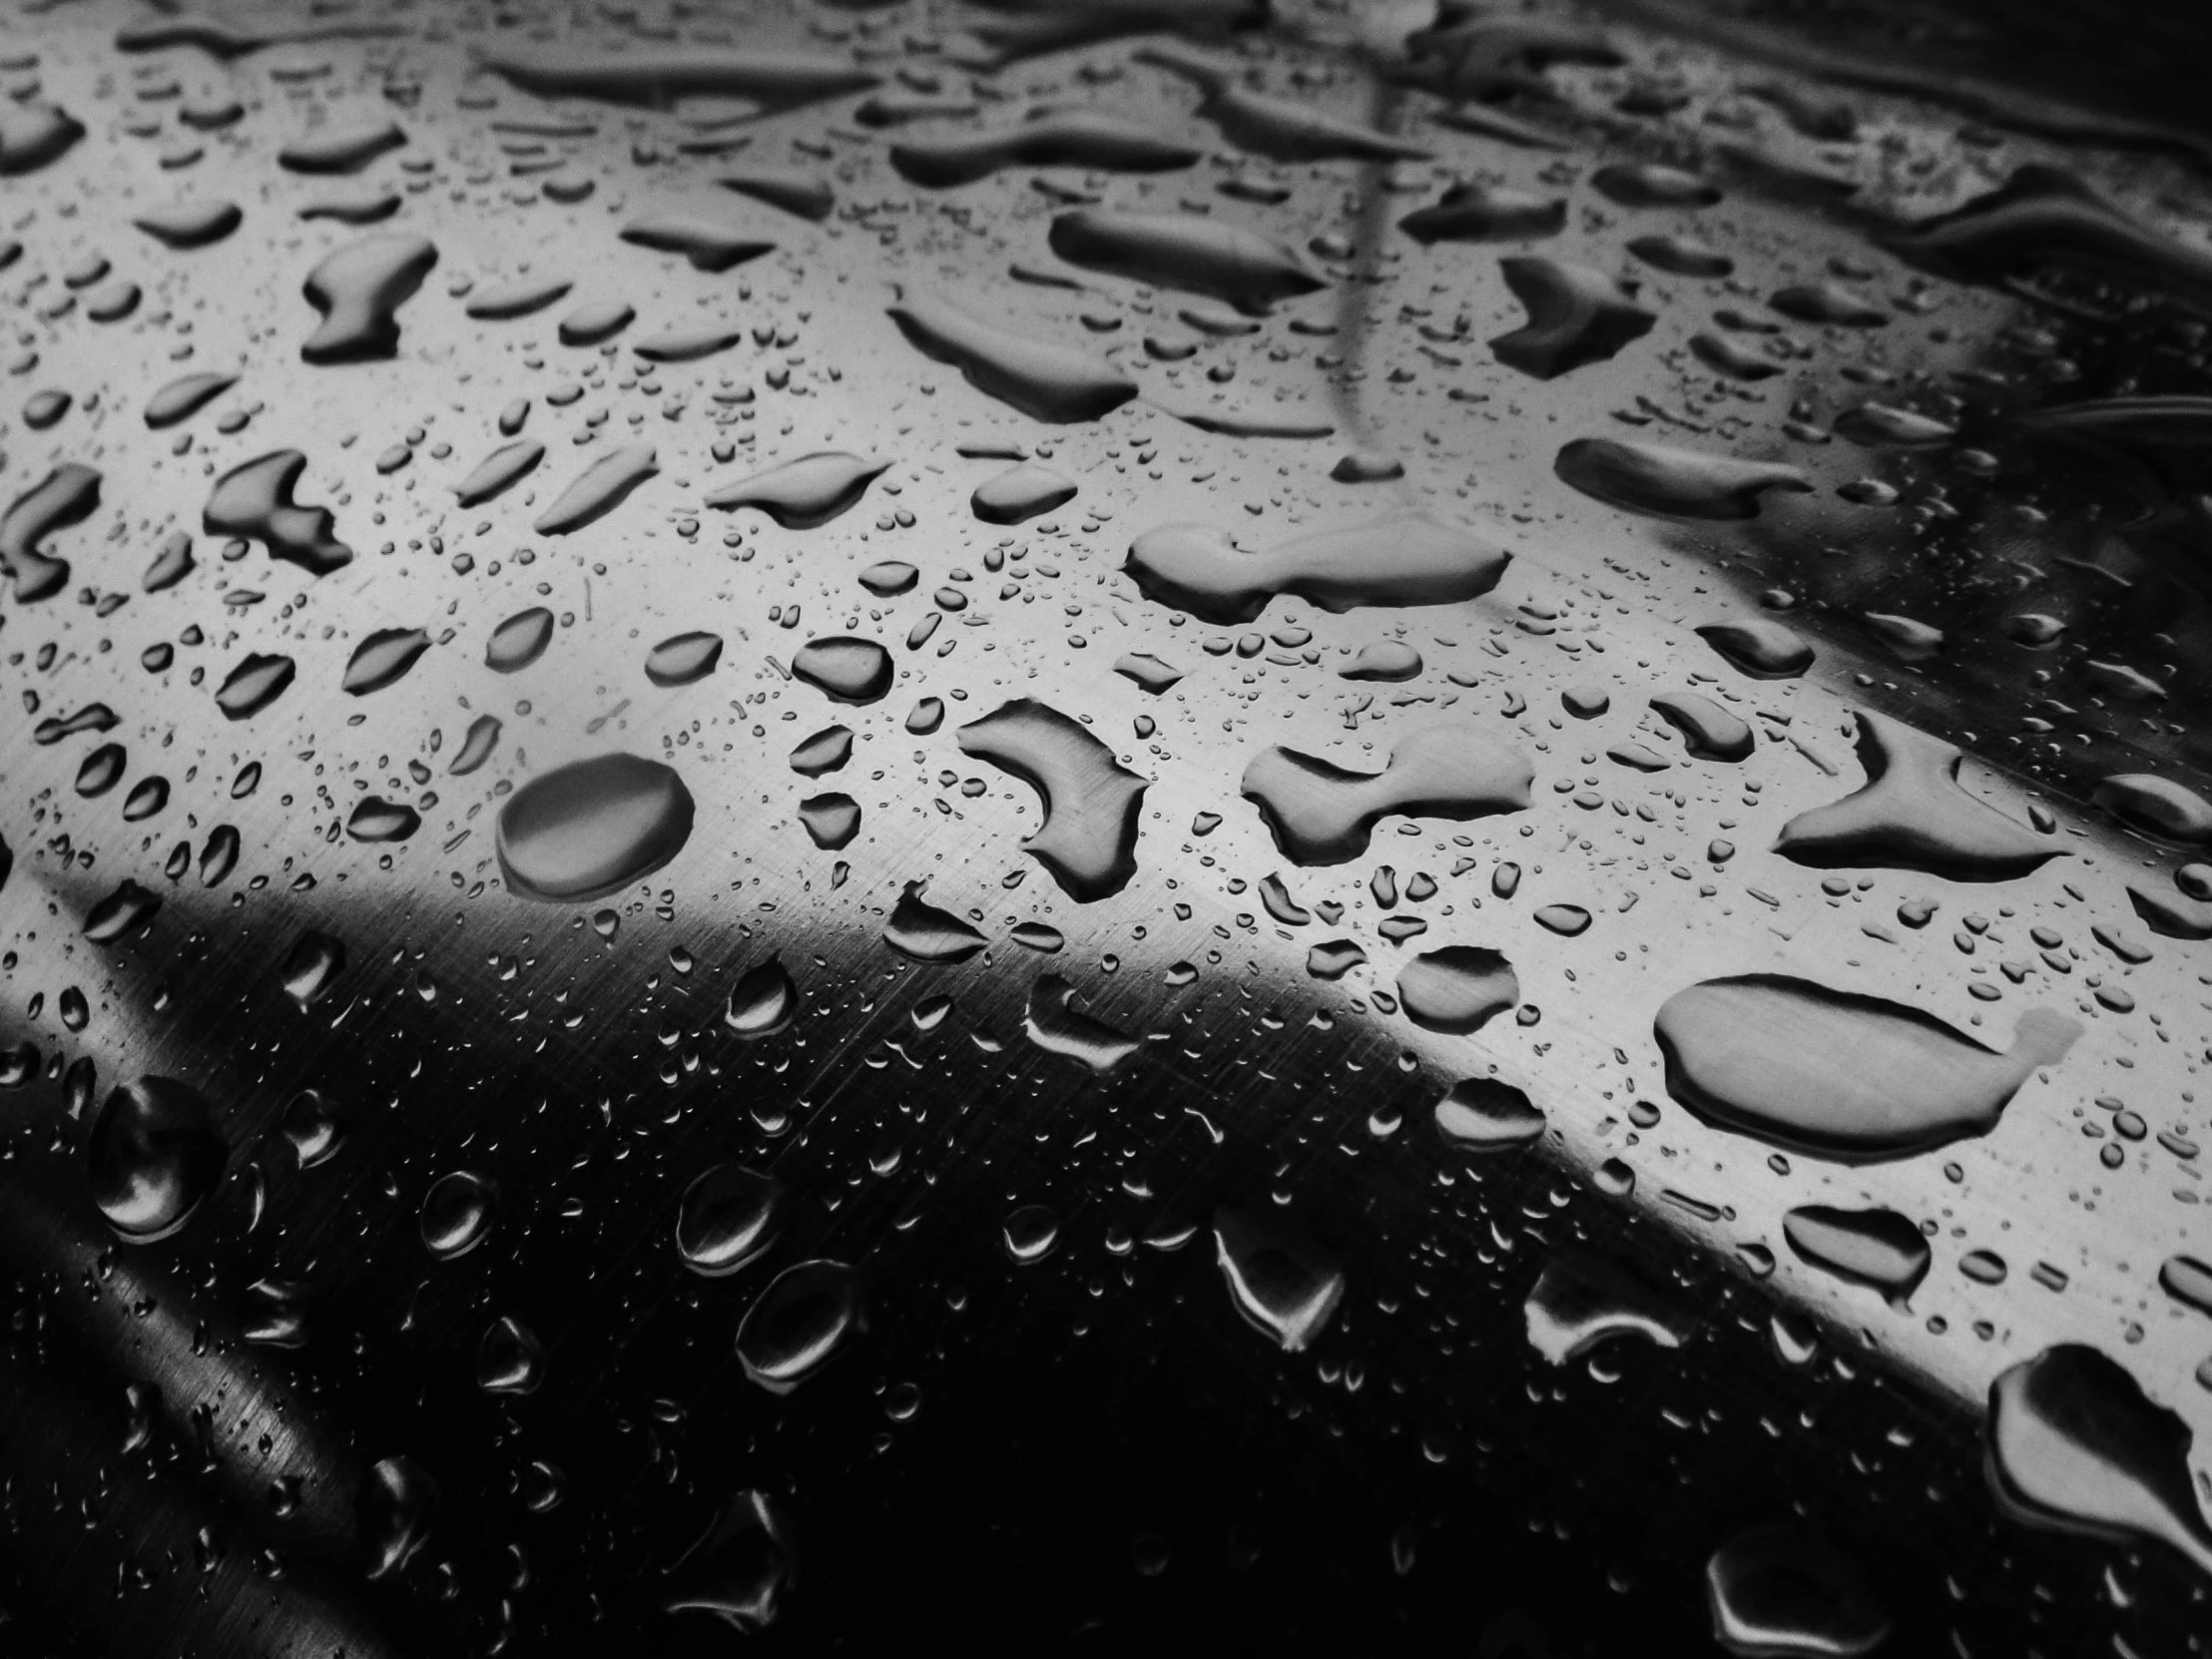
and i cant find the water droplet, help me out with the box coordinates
[533,443,657,534]
[1398,180,1565,243]
[973,461,1077,525]
[1,462,100,601]
[1432,1077,1544,1151]
[1775,712,2056,879]
[737,1260,862,1393]
[279,1088,345,1168]
[789,726,852,778]
[346,797,419,842]
[1697,619,1814,679]
[1986,1344,2212,1577]
[496,753,696,902]
[1003,1204,1061,1263]
[883,881,986,963]
[791,637,891,705]
[1782,1206,1931,1304]
[1556,438,1815,520]
[619,211,773,274]
[1651,692,1756,763]
[1245,727,1532,864]
[1126,515,1510,626]
[1524,1251,1693,1366]
[279,928,345,1008]
[678,1163,787,1276]
[705,452,888,528]
[341,627,430,696]
[1397,946,1519,1034]
[204,451,352,574]
[87,1077,226,1243]
[476,1317,545,1394]
[797,793,861,849]
[145,371,237,429]
[420,1171,496,1260]
[1655,974,2079,1162]
[892,109,1198,187]
[486,607,555,673]
[1213,1205,1345,1352]
[1490,257,1656,378]
[958,699,1148,901]
[662,1488,797,1634]
[1048,208,1325,314]
[1705,1527,1890,1659]
[645,631,723,687]
[1025,974,1140,1071]
[887,290,1136,423]
[301,233,437,363]
[452,438,544,507]
[358,1455,436,1581]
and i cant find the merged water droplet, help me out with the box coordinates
[1126,515,1510,625]
[204,450,352,575]
[891,109,1198,187]
[1244,727,1532,865]
[957,699,1147,900]
[1775,712,2057,880]
[882,881,986,964]
[1656,974,2079,1162]
[1986,1345,2212,1578]
[300,233,437,363]
[1048,209,1326,314]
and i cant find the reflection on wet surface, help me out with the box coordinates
[8,0,2212,1651]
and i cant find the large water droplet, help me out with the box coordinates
[1782,1206,1931,1305]
[1245,727,1532,865]
[791,637,891,705]
[87,1076,226,1243]
[1704,1527,1890,1658]
[1213,1205,1345,1352]
[736,1260,862,1393]
[496,754,696,902]
[1126,516,1510,625]
[1986,1345,2212,1577]
[420,1171,496,1260]
[705,452,888,528]
[1655,975,2079,1162]
[677,1163,787,1276]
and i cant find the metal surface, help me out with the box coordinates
[4,0,2212,1651]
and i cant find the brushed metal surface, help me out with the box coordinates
[3,0,2212,1651]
